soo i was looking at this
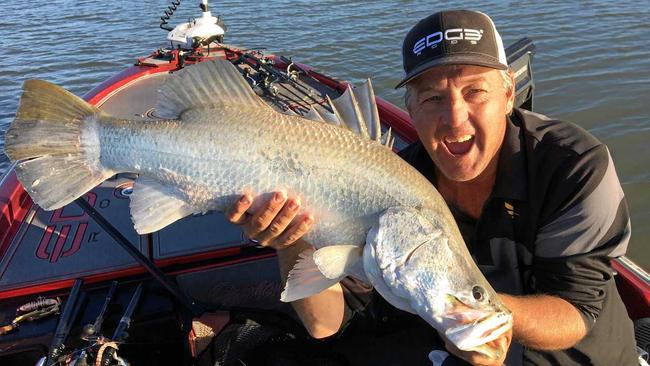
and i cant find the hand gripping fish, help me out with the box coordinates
[4,59,511,359]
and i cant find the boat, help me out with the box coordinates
[0,2,648,365]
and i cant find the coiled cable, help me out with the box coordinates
[160,0,181,31]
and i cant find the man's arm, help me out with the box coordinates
[277,242,345,338]
[500,294,587,350]
[226,191,346,338]
[444,293,587,366]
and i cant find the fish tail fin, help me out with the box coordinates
[4,80,114,210]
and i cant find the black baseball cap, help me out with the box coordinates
[395,10,508,89]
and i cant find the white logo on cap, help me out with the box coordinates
[413,28,483,56]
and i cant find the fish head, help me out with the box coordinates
[364,206,512,354]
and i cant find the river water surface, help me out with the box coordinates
[1,1,648,268]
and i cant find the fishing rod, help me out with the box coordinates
[75,197,203,317]
[86,281,118,338]
[97,284,144,366]
[238,52,323,108]
[46,279,84,366]
[68,281,119,366]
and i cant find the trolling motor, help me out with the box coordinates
[164,0,227,49]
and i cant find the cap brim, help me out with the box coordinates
[394,55,508,89]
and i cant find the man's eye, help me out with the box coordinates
[468,89,486,95]
[422,95,442,103]
[466,89,489,101]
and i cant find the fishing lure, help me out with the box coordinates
[18,297,61,313]
[0,298,61,335]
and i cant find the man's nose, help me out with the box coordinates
[441,96,469,127]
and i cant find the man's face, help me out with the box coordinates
[406,65,513,182]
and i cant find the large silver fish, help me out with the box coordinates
[4,59,511,357]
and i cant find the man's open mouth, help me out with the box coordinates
[443,135,474,155]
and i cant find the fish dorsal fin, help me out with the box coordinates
[354,79,382,142]
[304,106,325,122]
[303,79,392,148]
[130,176,198,234]
[329,85,370,139]
[156,59,270,119]
[315,102,341,126]
[381,127,395,150]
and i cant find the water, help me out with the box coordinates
[1,1,648,268]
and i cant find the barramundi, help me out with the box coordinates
[4,59,511,359]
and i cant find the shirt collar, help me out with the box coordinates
[492,111,528,202]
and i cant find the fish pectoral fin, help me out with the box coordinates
[130,177,197,234]
[313,245,363,280]
[281,247,345,302]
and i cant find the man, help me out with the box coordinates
[227,10,637,366]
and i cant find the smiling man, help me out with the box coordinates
[227,9,638,366]
[393,9,637,366]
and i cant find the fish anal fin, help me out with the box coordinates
[130,177,197,234]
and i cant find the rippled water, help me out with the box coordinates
[1,1,648,267]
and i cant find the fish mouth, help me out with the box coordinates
[441,294,513,353]
[445,311,512,351]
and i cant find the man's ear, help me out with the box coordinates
[505,70,515,115]
[404,85,414,117]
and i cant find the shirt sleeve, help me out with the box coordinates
[532,144,631,328]
[338,276,374,332]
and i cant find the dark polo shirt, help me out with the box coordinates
[338,108,637,365]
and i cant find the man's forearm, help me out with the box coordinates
[277,240,345,338]
[500,293,588,350]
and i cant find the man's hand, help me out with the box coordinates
[443,327,512,366]
[226,191,344,338]
[226,190,314,250]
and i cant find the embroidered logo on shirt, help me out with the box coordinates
[504,201,517,218]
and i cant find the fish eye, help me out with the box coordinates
[472,285,486,302]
